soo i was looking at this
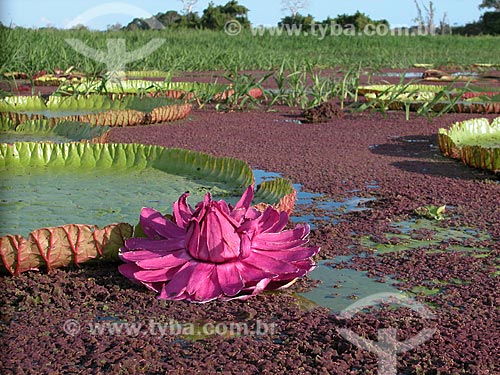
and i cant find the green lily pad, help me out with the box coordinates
[0,118,110,143]
[0,95,192,126]
[438,117,500,173]
[359,84,449,95]
[62,80,225,97]
[0,142,295,238]
[361,84,500,114]
[122,71,172,78]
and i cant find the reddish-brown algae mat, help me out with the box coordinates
[1,102,499,374]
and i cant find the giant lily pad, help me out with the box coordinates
[361,84,446,112]
[0,118,110,143]
[358,84,448,96]
[361,84,500,114]
[0,223,133,275]
[34,74,86,86]
[451,92,500,114]
[62,79,263,102]
[122,70,172,78]
[0,95,191,126]
[62,80,222,99]
[438,117,500,173]
[0,142,296,274]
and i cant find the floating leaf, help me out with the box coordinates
[358,84,448,96]
[438,117,500,173]
[254,177,297,215]
[361,84,500,114]
[415,205,446,221]
[0,118,110,143]
[0,95,191,126]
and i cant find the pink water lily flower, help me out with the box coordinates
[119,186,320,303]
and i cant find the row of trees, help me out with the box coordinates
[479,0,500,11]
[278,12,388,32]
[121,0,499,35]
[411,0,500,35]
[125,1,388,32]
[126,1,249,31]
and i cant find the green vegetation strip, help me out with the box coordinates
[1,27,499,72]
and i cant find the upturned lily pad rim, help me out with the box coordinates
[440,117,500,147]
[1,141,253,184]
[438,117,500,173]
[364,93,500,114]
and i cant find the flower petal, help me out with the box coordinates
[216,262,244,296]
[136,250,191,269]
[133,267,181,283]
[251,247,319,262]
[159,262,198,299]
[251,224,312,250]
[234,261,277,282]
[124,238,185,252]
[173,192,194,229]
[254,207,289,233]
[270,259,318,281]
[119,249,160,262]
[232,185,254,221]
[240,252,299,275]
[140,207,184,239]
[185,263,224,302]
[118,263,142,280]
[229,278,272,301]
[256,224,309,243]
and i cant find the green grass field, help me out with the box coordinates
[1,27,499,73]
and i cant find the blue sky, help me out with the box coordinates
[0,0,484,29]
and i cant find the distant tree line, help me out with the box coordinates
[453,0,500,34]
[278,11,389,32]
[122,0,500,35]
[125,1,250,31]
[2,0,498,35]
[124,1,388,32]
[453,12,500,35]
